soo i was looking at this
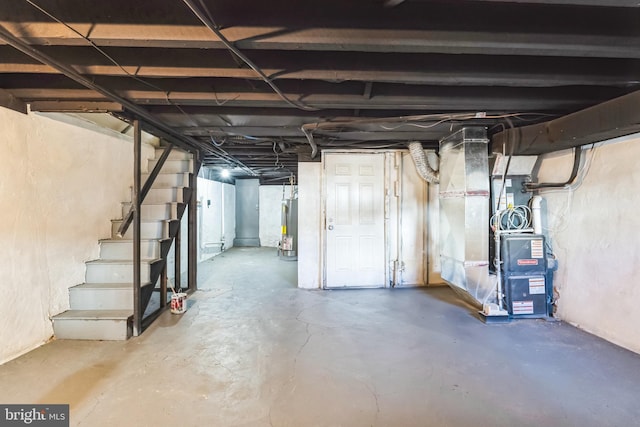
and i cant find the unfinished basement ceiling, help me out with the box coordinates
[0,0,639,182]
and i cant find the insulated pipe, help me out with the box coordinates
[531,196,543,235]
[408,142,439,184]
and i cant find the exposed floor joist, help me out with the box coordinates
[1,0,639,181]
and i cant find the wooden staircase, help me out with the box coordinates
[52,147,195,340]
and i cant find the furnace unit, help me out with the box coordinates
[501,234,552,318]
[487,155,555,320]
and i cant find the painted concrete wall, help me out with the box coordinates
[536,133,640,354]
[166,178,236,285]
[297,152,439,289]
[234,179,260,246]
[259,185,295,248]
[223,183,236,250]
[198,177,223,260]
[0,107,154,364]
[398,152,428,286]
[427,181,444,284]
[298,163,322,289]
[385,152,429,287]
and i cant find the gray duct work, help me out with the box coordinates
[408,142,440,184]
[439,127,496,306]
[492,90,640,155]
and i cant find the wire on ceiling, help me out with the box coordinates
[300,112,553,159]
[182,0,319,112]
[22,0,257,175]
[24,0,199,127]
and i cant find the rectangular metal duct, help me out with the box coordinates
[492,90,640,155]
[439,127,495,306]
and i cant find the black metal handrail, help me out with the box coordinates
[124,120,199,336]
[117,142,175,238]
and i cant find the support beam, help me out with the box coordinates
[174,224,181,293]
[160,264,168,309]
[492,90,640,154]
[6,88,606,111]
[1,23,639,58]
[0,88,27,113]
[5,51,636,88]
[179,125,489,141]
[445,0,640,6]
[28,100,122,112]
[188,155,201,293]
[133,119,142,337]
[0,24,241,165]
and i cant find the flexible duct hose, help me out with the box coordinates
[426,150,439,172]
[408,142,439,184]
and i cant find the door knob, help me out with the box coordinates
[328,225,334,230]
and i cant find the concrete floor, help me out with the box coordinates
[1,247,640,427]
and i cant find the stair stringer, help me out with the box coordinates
[52,148,196,340]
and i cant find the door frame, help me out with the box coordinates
[321,150,390,289]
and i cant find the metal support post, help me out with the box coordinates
[133,119,142,336]
[160,263,168,308]
[188,155,200,292]
[175,226,181,292]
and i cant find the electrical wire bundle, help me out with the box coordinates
[490,205,532,231]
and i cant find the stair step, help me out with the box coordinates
[69,283,154,310]
[69,283,150,310]
[111,219,178,239]
[142,172,191,188]
[52,310,133,340]
[85,259,163,284]
[154,148,193,160]
[99,238,168,260]
[143,187,189,204]
[121,202,182,220]
[148,159,193,174]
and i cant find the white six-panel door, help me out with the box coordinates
[324,153,386,288]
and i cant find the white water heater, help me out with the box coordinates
[279,197,298,260]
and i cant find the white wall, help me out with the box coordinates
[297,152,439,289]
[298,163,322,289]
[536,133,640,354]
[397,152,428,286]
[199,178,235,258]
[427,181,444,284]
[198,177,223,261]
[0,107,154,364]
[166,178,236,286]
[223,183,236,249]
[259,185,294,248]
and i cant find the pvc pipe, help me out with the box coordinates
[531,195,543,235]
[495,231,503,310]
